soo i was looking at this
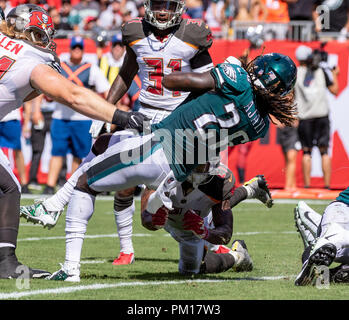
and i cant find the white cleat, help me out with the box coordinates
[49,263,80,282]
[20,199,63,229]
[295,201,322,237]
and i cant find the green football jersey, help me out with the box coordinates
[152,63,270,181]
[336,187,349,205]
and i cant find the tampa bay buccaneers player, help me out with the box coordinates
[0,4,147,279]
[24,0,216,266]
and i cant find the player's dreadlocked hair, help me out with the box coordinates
[0,20,27,41]
[242,54,298,127]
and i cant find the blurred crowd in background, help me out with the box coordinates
[2,0,349,41]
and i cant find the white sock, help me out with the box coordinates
[114,201,135,254]
[65,190,95,265]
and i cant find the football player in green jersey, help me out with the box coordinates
[21,53,298,281]
[294,187,349,286]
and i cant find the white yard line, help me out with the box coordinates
[17,231,297,242]
[20,194,331,205]
[0,276,293,300]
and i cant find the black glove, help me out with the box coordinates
[112,109,150,132]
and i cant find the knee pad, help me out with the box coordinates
[114,193,134,212]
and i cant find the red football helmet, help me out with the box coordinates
[6,4,56,51]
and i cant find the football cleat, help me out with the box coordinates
[20,199,63,229]
[230,240,253,272]
[294,204,318,249]
[330,264,349,283]
[112,252,135,265]
[49,263,80,282]
[243,175,273,208]
[294,238,336,286]
[295,201,321,238]
[0,247,50,279]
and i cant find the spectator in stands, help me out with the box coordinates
[60,0,74,28]
[97,0,123,30]
[314,0,349,38]
[43,37,110,195]
[0,110,30,194]
[294,44,339,189]
[234,0,266,21]
[186,0,204,19]
[205,0,225,37]
[0,0,12,15]
[136,1,145,18]
[262,0,296,39]
[70,0,100,31]
[287,0,315,41]
[48,6,73,32]
[98,33,140,111]
[23,95,58,192]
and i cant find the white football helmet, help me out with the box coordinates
[6,4,56,51]
[144,0,186,30]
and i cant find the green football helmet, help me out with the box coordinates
[249,53,297,96]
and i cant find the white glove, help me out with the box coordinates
[146,172,179,213]
[89,120,111,139]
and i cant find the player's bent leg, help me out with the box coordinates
[19,133,112,228]
[20,151,96,229]
[113,188,136,266]
[243,175,273,208]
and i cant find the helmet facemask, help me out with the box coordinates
[144,0,186,30]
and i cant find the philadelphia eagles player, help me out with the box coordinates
[20,53,298,280]
[294,187,349,285]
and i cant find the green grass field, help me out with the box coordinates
[1,198,349,300]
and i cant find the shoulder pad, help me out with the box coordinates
[24,40,61,73]
[210,63,251,95]
[122,18,149,46]
[175,19,213,51]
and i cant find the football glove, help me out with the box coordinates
[151,205,169,229]
[183,210,209,239]
[112,109,150,132]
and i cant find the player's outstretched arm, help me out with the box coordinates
[162,70,215,93]
[30,64,116,123]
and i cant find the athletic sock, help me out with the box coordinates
[114,201,135,254]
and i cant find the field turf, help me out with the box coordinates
[1,198,349,301]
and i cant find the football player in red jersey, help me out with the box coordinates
[0,4,147,279]
[25,0,216,266]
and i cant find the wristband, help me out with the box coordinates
[112,109,127,128]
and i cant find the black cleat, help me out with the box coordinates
[295,239,336,286]
[330,264,349,283]
[0,247,50,279]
